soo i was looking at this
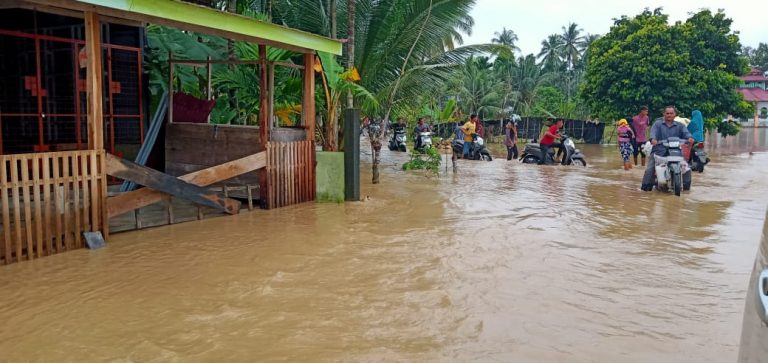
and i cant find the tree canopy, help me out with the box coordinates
[580,8,752,124]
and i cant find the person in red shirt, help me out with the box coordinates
[539,119,565,165]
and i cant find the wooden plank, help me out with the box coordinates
[107,151,266,218]
[62,154,71,251]
[20,155,33,259]
[247,184,254,211]
[280,145,284,207]
[41,155,52,256]
[52,155,63,252]
[1,158,11,263]
[31,154,43,258]
[298,142,303,202]
[167,197,174,224]
[81,151,91,232]
[100,151,109,238]
[290,143,295,205]
[90,151,99,233]
[105,154,240,215]
[311,142,316,200]
[85,12,104,150]
[289,143,294,205]
[277,143,282,208]
[71,154,82,249]
[10,156,22,261]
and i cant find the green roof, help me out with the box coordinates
[31,0,342,55]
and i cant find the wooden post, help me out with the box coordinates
[85,12,104,150]
[269,62,275,129]
[207,56,212,123]
[259,45,270,208]
[169,52,174,123]
[303,53,316,140]
[259,45,269,143]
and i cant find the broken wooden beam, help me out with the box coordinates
[107,151,266,218]
[105,153,240,215]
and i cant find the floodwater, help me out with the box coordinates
[2,129,768,362]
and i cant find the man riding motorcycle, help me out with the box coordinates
[413,117,431,150]
[640,106,695,192]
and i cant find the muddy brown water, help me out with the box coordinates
[2,129,768,362]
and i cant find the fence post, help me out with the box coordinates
[344,109,360,201]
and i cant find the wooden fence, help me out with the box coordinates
[0,150,107,264]
[265,141,314,209]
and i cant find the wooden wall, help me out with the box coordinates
[165,123,307,187]
[165,123,265,185]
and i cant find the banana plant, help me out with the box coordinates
[315,51,377,151]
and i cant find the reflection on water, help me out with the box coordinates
[1,129,767,362]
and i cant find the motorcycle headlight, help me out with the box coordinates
[565,139,575,148]
[668,141,680,148]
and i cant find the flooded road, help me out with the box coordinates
[2,129,768,362]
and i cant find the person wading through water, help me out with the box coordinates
[631,106,650,166]
[505,120,519,161]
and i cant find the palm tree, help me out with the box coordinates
[455,56,502,118]
[509,54,554,116]
[537,34,564,72]
[559,22,584,70]
[578,33,601,70]
[492,27,520,54]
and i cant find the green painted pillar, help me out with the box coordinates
[344,108,360,201]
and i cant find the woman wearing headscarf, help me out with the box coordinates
[688,110,705,143]
[617,119,635,170]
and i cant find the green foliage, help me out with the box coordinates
[717,120,741,137]
[743,43,768,71]
[580,9,750,123]
[402,147,442,175]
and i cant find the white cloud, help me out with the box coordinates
[466,0,767,55]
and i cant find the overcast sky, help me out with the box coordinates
[465,0,767,56]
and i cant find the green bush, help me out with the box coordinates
[402,147,442,175]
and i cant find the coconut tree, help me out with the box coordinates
[492,27,520,57]
[510,54,554,116]
[559,22,584,70]
[538,34,565,73]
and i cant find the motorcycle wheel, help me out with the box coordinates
[482,153,492,161]
[571,158,587,167]
[521,155,538,164]
[399,145,407,152]
[672,171,682,196]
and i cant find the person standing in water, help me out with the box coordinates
[631,106,650,166]
[504,121,519,161]
[616,119,635,170]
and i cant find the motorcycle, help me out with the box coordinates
[415,131,433,152]
[519,134,587,166]
[451,134,492,161]
[689,141,710,173]
[652,137,691,196]
[388,126,407,152]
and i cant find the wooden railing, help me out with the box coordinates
[0,150,107,264]
[265,141,315,209]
